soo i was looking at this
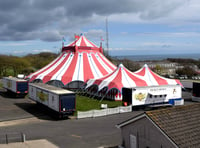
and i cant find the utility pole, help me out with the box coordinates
[106,18,109,56]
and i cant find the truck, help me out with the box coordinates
[122,85,183,108]
[2,77,28,97]
[29,83,76,118]
[192,82,200,102]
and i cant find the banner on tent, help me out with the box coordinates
[77,105,132,119]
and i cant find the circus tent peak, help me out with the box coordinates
[134,64,182,86]
[66,35,98,48]
[62,35,103,53]
[86,63,147,93]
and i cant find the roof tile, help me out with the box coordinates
[146,103,200,148]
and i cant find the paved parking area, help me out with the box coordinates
[0,89,47,121]
[0,112,139,148]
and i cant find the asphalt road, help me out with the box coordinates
[0,88,196,148]
[0,111,141,148]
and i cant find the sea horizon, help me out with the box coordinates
[113,53,200,61]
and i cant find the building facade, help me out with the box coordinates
[117,104,200,148]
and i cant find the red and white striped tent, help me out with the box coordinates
[86,64,147,100]
[27,35,116,89]
[134,64,182,86]
[86,64,182,101]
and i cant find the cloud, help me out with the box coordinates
[32,49,54,53]
[135,32,200,38]
[0,0,197,42]
[10,48,54,56]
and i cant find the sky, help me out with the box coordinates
[0,0,200,56]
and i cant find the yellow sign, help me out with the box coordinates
[37,91,48,102]
[135,93,146,101]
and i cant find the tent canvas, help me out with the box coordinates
[86,64,182,101]
[26,35,116,89]
[86,64,148,100]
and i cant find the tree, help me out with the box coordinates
[121,59,140,72]
[25,52,57,69]
[0,55,9,77]
[152,65,163,75]
[176,66,197,78]
[9,57,31,76]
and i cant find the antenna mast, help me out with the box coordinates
[106,18,109,56]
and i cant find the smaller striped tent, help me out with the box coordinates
[134,64,182,86]
[86,64,147,101]
[86,64,182,101]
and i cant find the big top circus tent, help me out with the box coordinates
[86,64,148,101]
[26,35,116,89]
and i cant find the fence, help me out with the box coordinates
[77,105,132,119]
[0,132,26,144]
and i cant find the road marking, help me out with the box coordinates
[0,139,59,148]
[0,117,45,127]
[71,134,82,138]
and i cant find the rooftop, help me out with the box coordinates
[147,103,200,148]
[117,103,200,148]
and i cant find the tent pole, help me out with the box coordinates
[91,91,98,99]
[100,94,107,102]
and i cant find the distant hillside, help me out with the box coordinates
[2,52,199,79]
[0,52,58,78]
[24,52,58,69]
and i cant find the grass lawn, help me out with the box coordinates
[75,94,122,113]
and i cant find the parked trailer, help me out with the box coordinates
[122,85,183,107]
[192,82,200,102]
[29,83,76,118]
[180,80,193,90]
[2,77,28,97]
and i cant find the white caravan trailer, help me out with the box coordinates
[122,85,183,107]
[29,83,76,118]
[180,80,193,90]
[2,77,28,97]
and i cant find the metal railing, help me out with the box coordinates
[0,132,26,144]
[77,105,132,119]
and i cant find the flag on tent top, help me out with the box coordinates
[75,35,80,40]
[62,37,66,42]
